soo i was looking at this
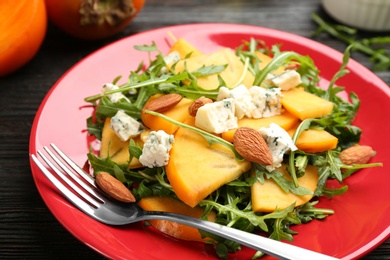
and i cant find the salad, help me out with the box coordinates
[84,36,381,259]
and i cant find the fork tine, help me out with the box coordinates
[31,154,98,214]
[50,143,96,187]
[43,145,105,203]
[35,149,101,209]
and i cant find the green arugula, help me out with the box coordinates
[84,73,187,103]
[312,13,390,71]
[236,38,320,88]
[253,164,313,196]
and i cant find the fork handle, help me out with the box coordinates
[142,211,338,260]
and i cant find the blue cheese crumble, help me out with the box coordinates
[217,84,283,119]
[101,83,129,103]
[266,70,301,91]
[217,85,256,119]
[249,86,282,118]
[258,123,298,172]
[164,51,180,65]
[139,130,174,168]
[155,51,180,74]
[195,98,238,134]
[110,110,143,141]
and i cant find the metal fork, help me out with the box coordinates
[30,143,339,260]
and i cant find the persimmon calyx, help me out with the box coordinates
[80,0,135,26]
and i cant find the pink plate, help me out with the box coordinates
[29,23,390,259]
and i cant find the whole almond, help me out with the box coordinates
[339,145,375,165]
[95,172,135,203]
[143,93,182,113]
[233,127,273,165]
[188,97,213,116]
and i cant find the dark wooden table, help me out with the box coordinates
[1,0,389,259]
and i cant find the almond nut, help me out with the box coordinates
[95,172,135,203]
[339,145,375,165]
[143,93,182,113]
[233,127,273,165]
[188,97,213,116]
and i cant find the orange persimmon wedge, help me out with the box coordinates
[138,196,215,242]
[172,48,255,90]
[166,117,251,207]
[221,111,299,142]
[288,127,338,153]
[281,88,334,120]
[251,165,318,212]
[169,38,202,59]
[141,94,193,134]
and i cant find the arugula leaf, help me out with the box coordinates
[325,44,353,101]
[312,13,390,71]
[269,218,295,242]
[113,164,127,183]
[288,118,316,187]
[256,48,319,87]
[295,155,309,177]
[129,139,142,162]
[199,199,293,232]
[135,181,154,198]
[87,152,129,177]
[236,38,320,93]
[96,97,142,119]
[173,82,219,99]
[85,73,186,103]
[215,243,230,259]
[134,41,159,52]
[326,150,343,182]
[191,64,228,77]
[254,164,313,196]
[296,201,334,222]
[170,64,226,99]
[86,116,104,140]
[127,167,174,199]
[342,162,383,178]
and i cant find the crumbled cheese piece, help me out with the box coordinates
[195,98,237,134]
[263,73,276,87]
[139,130,174,168]
[164,51,180,65]
[217,85,282,119]
[216,86,230,100]
[249,86,283,118]
[102,83,129,103]
[110,110,143,141]
[258,123,298,172]
[217,85,257,119]
[159,51,180,74]
[267,70,301,91]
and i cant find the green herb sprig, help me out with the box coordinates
[312,13,390,71]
